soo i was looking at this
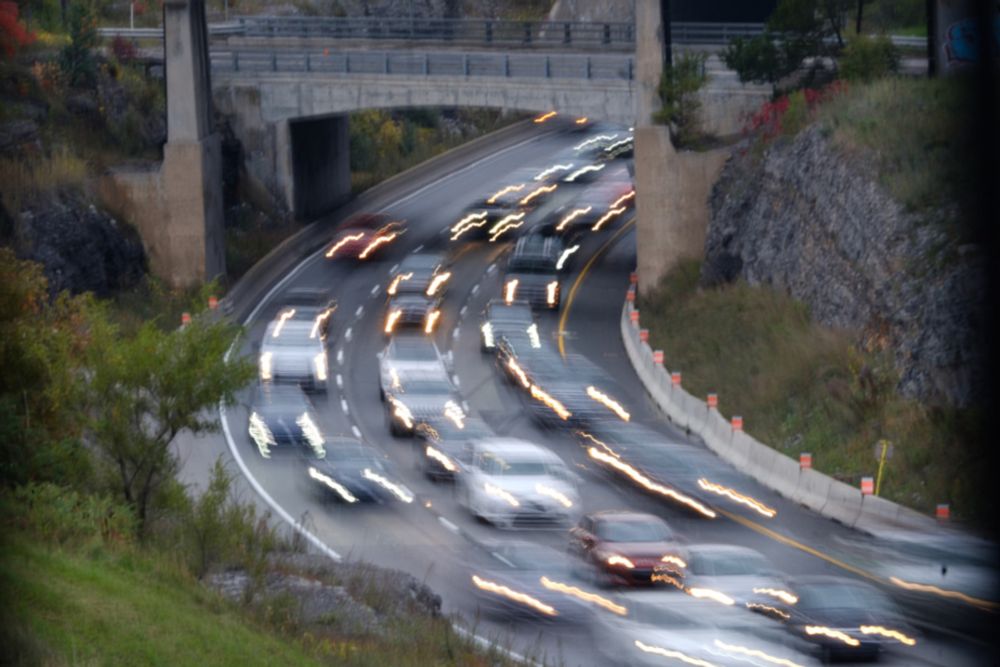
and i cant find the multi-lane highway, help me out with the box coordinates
[176,122,994,666]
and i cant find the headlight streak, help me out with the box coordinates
[248,411,275,458]
[697,479,776,518]
[576,431,620,458]
[555,245,580,270]
[425,445,458,472]
[535,164,574,181]
[634,640,719,667]
[563,164,605,182]
[530,384,571,420]
[533,111,558,124]
[888,576,999,610]
[556,207,592,231]
[291,413,324,458]
[387,272,413,295]
[526,323,541,348]
[605,137,633,153]
[586,385,630,421]
[309,306,335,339]
[443,400,465,429]
[488,213,526,242]
[326,232,365,258]
[487,184,526,204]
[746,602,790,620]
[307,466,358,503]
[424,309,441,334]
[426,272,451,297]
[519,183,558,206]
[660,555,687,570]
[575,117,588,125]
[651,572,684,588]
[607,555,635,569]
[686,587,735,606]
[752,588,798,605]
[504,279,519,304]
[362,468,414,503]
[591,206,626,231]
[358,231,398,259]
[711,640,804,667]
[259,351,273,380]
[384,309,402,334]
[388,396,414,430]
[450,211,489,240]
[472,575,558,616]
[859,626,917,646]
[389,367,401,390]
[611,189,636,208]
[586,447,717,518]
[546,281,559,306]
[803,626,860,647]
[481,322,495,348]
[484,482,520,507]
[538,576,626,615]
[272,308,296,337]
[508,358,530,388]
[314,351,328,381]
[573,134,617,151]
[535,484,573,508]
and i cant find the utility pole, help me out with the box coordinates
[660,0,672,68]
[926,0,937,77]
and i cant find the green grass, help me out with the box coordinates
[639,260,988,523]
[0,535,325,667]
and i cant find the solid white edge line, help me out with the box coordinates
[438,516,460,533]
[414,243,424,252]
[351,425,362,438]
[450,625,540,667]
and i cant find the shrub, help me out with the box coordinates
[3,483,136,545]
[838,34,900,82]
[110,34,137,63]
[59,2,99,87]
[742,81,847,142]
[0,1,35,58]
[652,52,708,146]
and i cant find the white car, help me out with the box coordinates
[457,438,580,528]
[377,334,452,401]
[258,316,328,393]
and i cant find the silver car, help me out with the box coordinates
[377,333,452,401]
[259,317,328,393]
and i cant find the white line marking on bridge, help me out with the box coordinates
[471,284,479,295]
[414,244,424,252]
[453,327,460,340]
[345,327,353,341]
[370,284,380,297]
[487,263,497,274]
[355,305,364,318]
[460,305,468,316]
[336,348,344,365]
[390,263,399,274]
[452,375,461,387]
[438,516,460,534]
[340,399,350,414]
[351,425,362,438]
[336,374,343,389]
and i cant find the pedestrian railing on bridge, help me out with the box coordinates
[211,49,635,80]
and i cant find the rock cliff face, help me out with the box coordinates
[703,125,986,408]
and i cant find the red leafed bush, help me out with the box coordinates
[0,1,35,59]
[111,35,137,63]
[743,81,848,142]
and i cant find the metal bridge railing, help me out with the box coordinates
[211,49,635,81]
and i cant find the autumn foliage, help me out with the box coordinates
[0,1,34,59]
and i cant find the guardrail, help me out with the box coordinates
[97,22,244,38]
[210,49,635,81]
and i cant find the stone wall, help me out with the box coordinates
[703,125,986,407]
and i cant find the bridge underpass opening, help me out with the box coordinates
[290,114,351,220]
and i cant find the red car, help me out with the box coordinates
[325,214,405,261]
[569,510,687,588]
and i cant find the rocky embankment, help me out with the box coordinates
[702,125,985,408]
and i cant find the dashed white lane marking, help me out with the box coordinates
[336,374,343,389]
[438,516,460,534]
[336,348,344,365]
[345,327,353,341]
[414,243,424,252]
[452,375,461,387]
[487,263,497,274]
[460,305,468,316]
[340,399,350,414]
[371,284,380,296]
[471,284,479,295]
[355,305,364,318]
[390,263,399,273]
[452,327,460,340]
[351,425,362,438]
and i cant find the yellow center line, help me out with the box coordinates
[558,218,636,358]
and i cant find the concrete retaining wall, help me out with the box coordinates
[620,300,940,535]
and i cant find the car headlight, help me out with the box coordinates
[481,322,494,348]
[259,351,272,381]
[248,411,275,458]
[484,482,520,507]
[314,352,328,381]
[385,310,402,334]
[546,281,559,306]
[504,279,518,304]
[424,309,441,334]
[606,554,635,569]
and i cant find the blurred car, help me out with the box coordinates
[304,438,414,504]
[387,252,451,298]
[457,437,580,528]
[383,368,466,437]
[383,294,442,336]
[593,590,817,667]
[683,544,788,607]
[377,333,451,400]
[258,314,328,392]
[598,134,634,160]
[479,298,537,353]
[450,169,538,242]
[750,575,920,662]
[325,214,404,261]
[248,384,326,459]
[415,415,494,481]
[469,541,593,622]
[502,234,562,310]
[277,288,338,341]
[570,132,623,160]
[568,510,687,588]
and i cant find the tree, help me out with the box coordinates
[58,0,98,87]
[653,52,709,147]
[86,298,255,536]
[0,1,34,59]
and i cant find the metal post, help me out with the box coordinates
[627,59,633,80]
[524,22,531,44]
[504,54,509,76]
[586,56,591,79]
[926,0,937,77]
[233,51,239,71]
[463,53,469,76]
[661,0,672,67]
[424,53,429,75]
[271,52,277,72]
[384,51,389,74]
[305,52,311,72]
[130,2,134,29]
[545,55,550,78]
[603,23,610,44]
[564,22,571,44]
[875,440,890,496]
[345,53,350,73]
[485,20,492,43]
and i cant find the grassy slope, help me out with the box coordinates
[0,536,324,666]
[639,260,984,522]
